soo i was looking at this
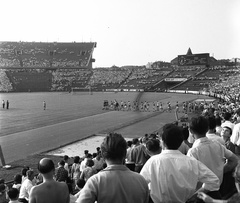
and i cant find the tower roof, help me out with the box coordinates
[186,48,193,55]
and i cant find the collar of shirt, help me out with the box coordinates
[103,164,129,172]
[192,137,209,148]
[161,149,183,155]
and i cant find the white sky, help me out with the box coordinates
[0,0,240,68]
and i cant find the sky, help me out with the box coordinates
[0,0,240,68]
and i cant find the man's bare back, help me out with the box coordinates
[29,158,70,203]
[29,180,69,203]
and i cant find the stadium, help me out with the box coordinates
[0,41,240,162]
[0,41,240,202]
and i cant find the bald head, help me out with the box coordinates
[38,158,55,174]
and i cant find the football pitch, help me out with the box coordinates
[0,91,211,164]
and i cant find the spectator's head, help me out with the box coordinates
[146,139,161,156]
[208,116,217,131]
[215,117,222,127]
[182,127,189,141]
[127,140,132,148]
[223,112,232,121]
[63,155,69,162]
[148,133,157,140]
[86,159,94,167]
[101,133,127,164]
[132,138,139,145]
[73,156,80,164]
[92,153,97,158]
[59,160,65,167]
[189,116,209,138]
[7,188,19,200]
[76,179,86,190]
[220,126,232,138]
[13,174,22,185]
[84,150,89,156]
[38,158,55,177]
[21,167,29,177]
[96,147,100,152]
[26,169,35,181]
[161,124,183,150]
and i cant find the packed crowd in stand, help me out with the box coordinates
[2,98,240,202]
[0,42,95,68]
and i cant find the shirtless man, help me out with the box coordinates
[29,158,69,203]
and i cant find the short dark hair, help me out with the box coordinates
[63,155,69,161]
[7,188,19,200]
[223,112,232,121]
[208,116,216,130]
[73,156,80,164]
[215,117,222,126]
[189,116,209,136]
[86,159,94,167]
[59,160,65,166]
[127,140,132,147]
[76,179,86,188]
[182,127,189,141]
[38,158,55,174]
[132,138,139,145]
[162,124,183,149]
[146,139,160,153]
[101,133,127,161]
[13,174,22,184]
[21,167,29,176]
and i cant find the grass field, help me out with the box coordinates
[0,91,210,183]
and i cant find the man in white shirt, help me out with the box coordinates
[206,116,225,145]
[230,109,240,155]
[188,116,238,199]
[140,124,220,203]
[19,170,35,203]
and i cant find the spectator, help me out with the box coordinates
[76,133,149,203]
[221,112,235,131]
[187,116,238,199]
[29,158,69,203]
[70,156,81,186]
[215,116,223,136]
[92,152,104,172]
[55,160,68,182]
[230,108,240,155]
[79,159,97,182]
[12,174,22,191]
[63,155,70,175]
[129,136,150,172]
[7,188,20,203]
[74,179,86,199]
[206,116,225,145]
[145,139,161,156]
[140,124,220,203]
[198,163,240,203]
[21,167,29,184]
[221,126,235,153]
[19,169,35,203]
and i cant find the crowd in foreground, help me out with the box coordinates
[2,102,240,202]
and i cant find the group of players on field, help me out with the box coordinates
[102,99,216,114]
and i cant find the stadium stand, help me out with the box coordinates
[0,41,96,92]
